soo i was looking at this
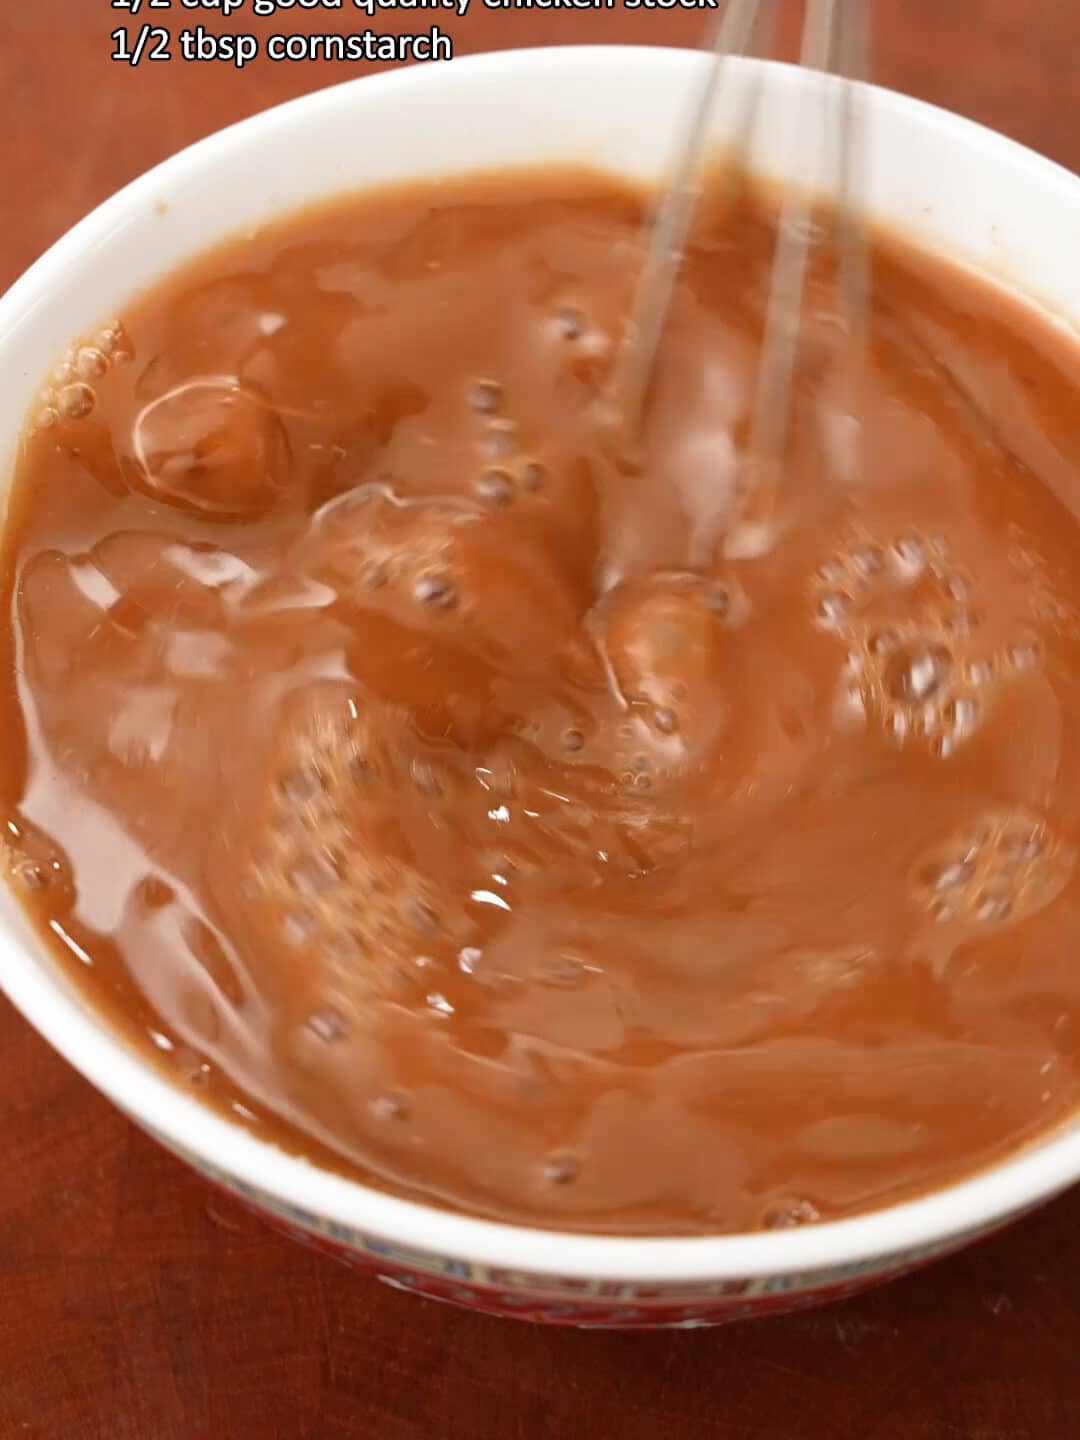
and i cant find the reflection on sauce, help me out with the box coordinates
[4,169,1080,1236]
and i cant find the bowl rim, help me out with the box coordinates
[2,44,1079,1284]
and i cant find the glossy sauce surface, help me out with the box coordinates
[5,170,1080,1235]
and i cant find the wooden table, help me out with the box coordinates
[3,3,1079,1435]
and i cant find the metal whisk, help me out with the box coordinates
[612,0,872,556]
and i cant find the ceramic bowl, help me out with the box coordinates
[2,46,1079,1328]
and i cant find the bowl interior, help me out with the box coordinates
[1,46,1079,1282]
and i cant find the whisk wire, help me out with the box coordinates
[748,0,838,456]
[615,0,872,555]
[612,0,777,431]
[834,0,871,340]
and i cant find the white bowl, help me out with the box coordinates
[2,46,1079,1329]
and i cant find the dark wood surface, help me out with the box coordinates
[3,3,1080,1435]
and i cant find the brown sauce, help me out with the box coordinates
[5,168,1080,1236]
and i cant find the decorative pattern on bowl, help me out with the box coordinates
[150,1125,1016,1328]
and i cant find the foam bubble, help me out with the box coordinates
[855,542,885,574]
[945,574,972,603]
[130,379,288,516]
[370,1092,411,1122]
[475,469,514,506]
[884,643,952,704]
[762,1197,820,1229]
[552,306,586,340]
[887,709,909,741]
[976,890,1012,924]
[458,946,482,975]
[892,535,927,577]
[279,766,323,806]
[542,1151,580,1185]
[282,908,318,946]
[413,573,459,609]
[913,809,1073,932]
[944,695,979,738]
[5,822,73,905]
[226,691,486,1034]
[57,383,96,420]
[76,347,109,379]
[813,531,1030,754]
[817,591,850,626]
[289,854,340,895]
[106,322,134,363]
[704,585,731,618]
[965,658,995,687]
[307,1007,347,1043]
[467,379,503,414]
[924,856,975,891]
[13,859,47,890]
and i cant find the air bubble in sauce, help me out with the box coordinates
[130,379,289,517]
